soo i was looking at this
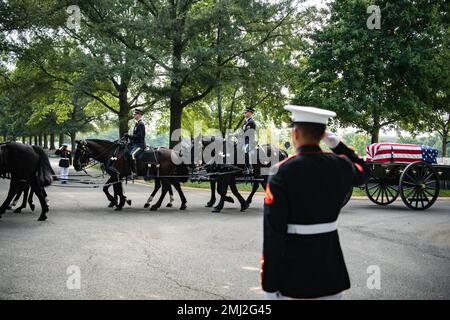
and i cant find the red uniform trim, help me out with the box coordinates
[275,154,296,168]
[354,162,364,172]
[264,184,274,205]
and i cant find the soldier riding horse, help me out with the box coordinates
[73,139,188,211]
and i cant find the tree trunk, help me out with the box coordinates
[169,92,183,149]
[43,133,48,149]
[59,132,65,147]
[217,85,224,137]
[38,134,42,146]
[28,136,32,145]
[371,130,379,144]
[22,136,26,144]
[442,132,448,158]
[34,136,38,145]
[118,88,130,138]
[371,115,380,143]
[70,131,76,152]
[50,133,56,150]
[168,1,187,149]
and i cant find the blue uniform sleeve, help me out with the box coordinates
[262,169,289,293]
[331,142,370,186]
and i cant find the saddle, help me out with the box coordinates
[121,144,159,165]
[136,146,159,165]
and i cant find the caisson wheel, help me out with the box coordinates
[365,179,399,206]
[399,161,440,210]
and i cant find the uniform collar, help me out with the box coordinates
[245,117,252,123]
[296,144,322,154]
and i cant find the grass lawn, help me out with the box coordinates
[182,181,450,198]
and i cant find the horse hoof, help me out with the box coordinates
[150,205,159,211]
[6,206,12,210]
[108,202,115,208]
[180,204,187,210]
[127,200,132,206]
[240,202,249,212]
[30,204,35,212]
[212,207,222,213]
[14,208,22,214]
[144,203,150,208]
[38,215,47,221]
[225,197,234,204]
[166,203,173,208]
[205,202,215,208]
[114,206,123,211]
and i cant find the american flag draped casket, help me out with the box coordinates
[365,143,438,164]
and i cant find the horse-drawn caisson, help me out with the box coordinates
[346,143,450,210]
[1,125,449,221]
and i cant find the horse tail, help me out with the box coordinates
[0,144,7,178]
[32,146,55,187]
[175,163,189,183]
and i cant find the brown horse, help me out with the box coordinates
[73,139,187,211]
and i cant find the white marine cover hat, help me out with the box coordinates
[284,105,336,125]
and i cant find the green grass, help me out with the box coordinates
[182,181,450,198]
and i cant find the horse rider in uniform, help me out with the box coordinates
[55,144,72,184]
[262,105,369,300]
[126,108,146,179]
[242,107,256,175]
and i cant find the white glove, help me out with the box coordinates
[265,291,281,300]
[322,132,340,149]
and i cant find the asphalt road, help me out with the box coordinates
[0,163,449,300]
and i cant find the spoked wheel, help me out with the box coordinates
[365,180,399,206]
[399,161,440,210]
[341,187,353,208]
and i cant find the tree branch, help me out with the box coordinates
[38,66,118,114]
[181,85,214,108]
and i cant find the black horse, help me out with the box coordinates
[7,180,48,213]
[73,139,188,211]
[197,136,288,213]
[0,143,54,221]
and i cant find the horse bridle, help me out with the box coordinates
[75,139,123,170]
[75,140,92,170]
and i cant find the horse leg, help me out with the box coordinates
[14,185,29,214]
[166,185,174,208]
[245,182,260,207]
[206,180,216,207]
[29,180,49,221]
[212,179,228,213]
[103,177,117,208]
[144,178,161,208]
[171,180,187,210]
[114,181,126,211]
[10,189,22,209]
[28,186,36,212]
[229,178,249,212]
[0,182,18,216]
[150,179,170,211]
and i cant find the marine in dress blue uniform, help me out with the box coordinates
[262,105,370,300]
[55,144,72,184]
